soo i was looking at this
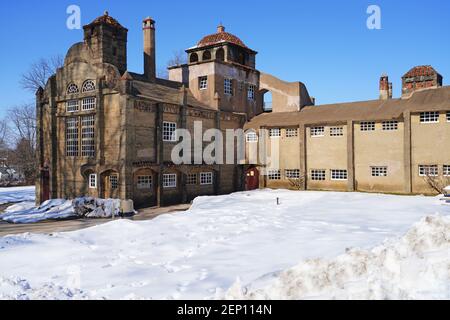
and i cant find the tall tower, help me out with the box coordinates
[83,11,128,74]
[143,17,156,82]
[379,74,392,100]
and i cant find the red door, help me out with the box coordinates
[245,167,259,191]
[41,169,50,203]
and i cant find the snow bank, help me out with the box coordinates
[0,186,35,205]
[1,197,122,224]
[224,215,450,300]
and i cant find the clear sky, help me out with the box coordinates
[0,0,449,115]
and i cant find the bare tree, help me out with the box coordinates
[0,119,8,151]
[424,173,450,194]
[288,174,306,191]
[20,55,63,92]
[167,50,187,68]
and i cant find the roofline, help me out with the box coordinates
[186,42,257,54]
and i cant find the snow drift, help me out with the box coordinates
[225,215,450,300]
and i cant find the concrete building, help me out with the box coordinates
[36,12,450,207]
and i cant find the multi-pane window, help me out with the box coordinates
[89,174,97,189]
[267,169,281,180]
[66,117,79,157]
[286,128,298,137]
[331,169,348,181]
[109,175,119,190]
[371,166,388,177]
[269,128,281,138]
[447,112,450,122]
[186,174,198,185]
[382,121,398,131]
[311,169,326,181]
[82,97,96,111]
[310,126,325,137]
[330,127,344,137]
[200,172,213,185]
[443,165,450,176]
[285,169,300,179]
[67,83,79,94]
[163,174,177,188]
[247,85,255,101]
[81,80,96,93]
[420,112,439,123]
[163,122,177,142]
[66,100,79,113]
[81,115,95,157]
[360,122,375,131]
[199,76,208,90]
[224,78,233,95]
[137,176,152,189]
[419,165,438,177]
[246,132,258,142]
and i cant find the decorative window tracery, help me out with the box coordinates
[82,80,96,93]
[67,83,79,94]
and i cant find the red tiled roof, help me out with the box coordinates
[198,26,247,48]
[87,11,124,28]
[403,65,438,78]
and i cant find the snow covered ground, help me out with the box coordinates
[0,189,449,300]
[0,186,35,205]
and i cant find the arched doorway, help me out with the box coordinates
[245,167,259,191]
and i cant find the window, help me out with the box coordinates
[190,53,199,63]
[186,174,198,185]
[310,126,325,137]
[246,132,258,143]
[269,128,281,138]
[199,76,208,90]
[447,112,450,122]
[82,97,96,111]
[66,117,79,157]
[444,165,450,177]
[330,127,343,137]
[109,175,119,190]
[360,122,375,131]
[224,78,233,95]
[331,169,348,181]
[419,165,438,177]
[81,115,95,157]
[382,121,398,131]
[66,100,79,113]
[89,174,97,189]
[163,174,177,188]
[137,176,152,189]
[163,122,177,142]
[202,50,211,61]
[200,172,213,185]
[285,169,300,180]
[267,169,281,180]
[420,112,439,123]
[81,80,96,93]
[371,166,388,177]
[247,85,255,101]
[286,128,298,138]
[311,170,326,181]
[67,83,79,94]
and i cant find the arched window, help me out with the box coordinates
[81,80,96,93]
[215,48,225,62]
[202,50,211,61]
[67,83,79,94]
[190,53,199,63]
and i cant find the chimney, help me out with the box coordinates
[379,74,392,100]
[143,17,156,82]
[217,24,225,33]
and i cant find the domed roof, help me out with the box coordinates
[197,25,248,49]
[86,11,124,29]
[403,65,439,78]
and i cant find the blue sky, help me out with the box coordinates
[0,0,449,114]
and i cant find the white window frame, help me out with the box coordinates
[330,127,344,137]
[267,169,281,180]
[419,165,438,177]
[89,173,97,189]
[331,169,348,181]
[285,169,300,180]
[246,132,258,143]
[199,76,208,90]
[67,83,79,94]
[420,112,439,124]
[371,166,388,177]
[247,85,255,101]
[286,128,298,138]
[311,169,326,181]
[443,165,450,177]
[310,126,325,137]
[66,100,79,113]
[360,122,375,131]
[81,115,95,157]
[66,117,79,157]
[163,122,177,142]
[81,80,96,93]
[269,128,281,138]
[382,121,398,131]
[137,175,152,190]
[224,78,233,95]
[81,97,96,111]
[163,174,177,189]
[200,172,213,185]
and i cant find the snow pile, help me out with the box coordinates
[0,186,35,205]
[2,197,122,224]
[225,215,450,300]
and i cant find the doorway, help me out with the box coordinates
[245,167,259,191]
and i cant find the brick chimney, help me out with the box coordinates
[143,17,156,82]
[379,74,392,100]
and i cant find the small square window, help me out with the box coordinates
[371,166,388,177]
[199,76,208,90]
[286,128,298,137]
[269,128,281,138]
[267,169,281,180]
[311,170,326,181]
[360,122,375,131]
[82,97,96,111]
[163,122,177,142]
[186,174,198,185]
[446,112,450,122]
[420,112,439,123]
[89,174,97,189]
[137,176,152,189]
[246,132,258,143]
[163,174,177,188]
[200,172,213,185]
[247,85,255,101]
[382,121,398,131]
[310,127,325,137]
[66,100,79,113]
[419,165,438,177]
[331,169,348,181]
[443,165,450,177]
[109,175,119,190]
[285,169,300,179]
[224,79,233,95]
[330,127,344,137]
